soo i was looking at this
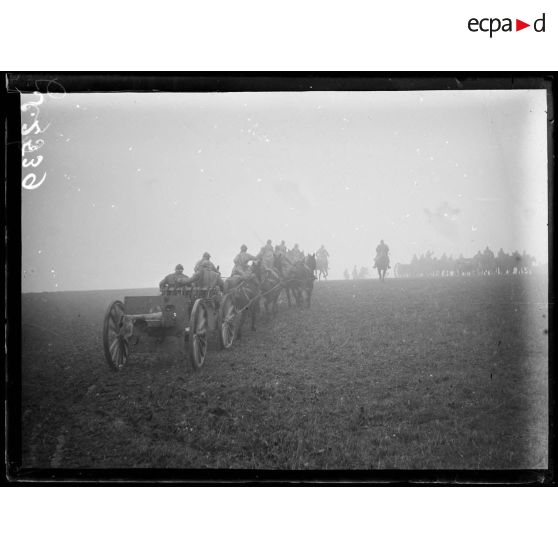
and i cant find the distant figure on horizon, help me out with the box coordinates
[316,245,329,260]
[343,268,350,280]
[316,244,330,280]
[374,239,390,269]
[352,265,358,280]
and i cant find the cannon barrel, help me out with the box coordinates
[126,311,164,326]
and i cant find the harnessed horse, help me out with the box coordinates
[223,265,260,339]
[274,253,316,308]
[251,259,282,316]
[273,253,297,308]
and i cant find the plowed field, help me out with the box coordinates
[20,275,548,470]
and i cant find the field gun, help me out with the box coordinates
[102,270,239,371]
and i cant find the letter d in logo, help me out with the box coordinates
[534,13,546,32]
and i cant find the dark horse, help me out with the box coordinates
[274,253,316,308]
[251,258,282,316]
[223,266,260,339]
[375,253,389,282]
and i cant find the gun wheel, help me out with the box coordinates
[103,300,129,370]
[188,299,208,370]
[218,293,237,349]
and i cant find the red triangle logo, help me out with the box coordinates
[516,19,530,31]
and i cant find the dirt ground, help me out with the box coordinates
[19,274,548,470]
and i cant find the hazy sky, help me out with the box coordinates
[21,89,548,292]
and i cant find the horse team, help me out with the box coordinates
[223,252,318,339]
[394,248,537,278]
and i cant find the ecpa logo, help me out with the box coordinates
[468,12,546,37]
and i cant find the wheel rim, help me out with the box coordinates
[190,302,207,368]
[103,301,129,370]
[220,297,236,349]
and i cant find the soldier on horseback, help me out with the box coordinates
[289,243,304,263]
[316,244,329,260]
[258,239,275,268]
[226,246,261,339]
[257,239,280,282]
[275,240,288,256]
[316,244,330,280]
[231,244,257,279]
[374,240,390,269]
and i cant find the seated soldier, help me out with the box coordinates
[195,252,219,273]
[159,264,191,290]
[189,252,224,291]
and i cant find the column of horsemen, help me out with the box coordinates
[393,247,537,278]
[159,241,331,319]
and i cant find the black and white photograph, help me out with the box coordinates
[12,75,549,475]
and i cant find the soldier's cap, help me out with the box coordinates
[175,264,184,271]
[241,244,247,251]
[267,239,272,244]
[203,252,211,258]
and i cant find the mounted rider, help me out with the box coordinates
[316,244,329,260]
[257,239,280,281]
[289,243,304,263]
[231,244,257,279]
[483,246,495,259]
[374,239,390,269]
[258,239,275,269]
[226,244,261,296]
[275,240,288,256]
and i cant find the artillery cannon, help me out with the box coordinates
[102,269,238,371]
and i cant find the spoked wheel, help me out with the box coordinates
[188,299,208,370]
[218,293,237,349]
[103,300,129,370]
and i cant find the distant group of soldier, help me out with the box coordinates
[232,240,307,279]
[159,240,329,290]
[394,247,537,278]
